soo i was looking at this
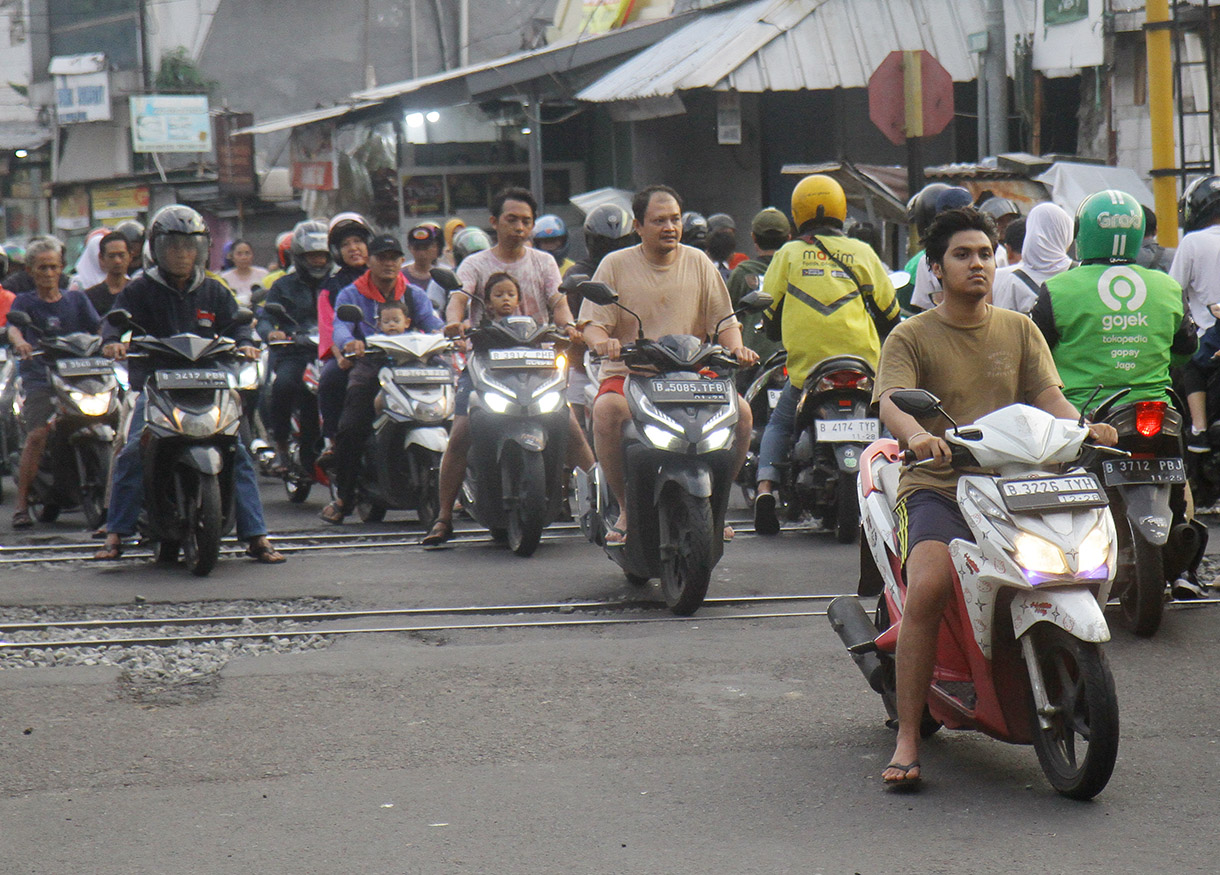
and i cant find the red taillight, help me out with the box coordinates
[816,369,872,392]
[782,366,789,378]
[1134,400,1166,437]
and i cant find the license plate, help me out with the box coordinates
[1101,457,1185,486]
[394,366,453,384]
[154,368,231,390]
[650,378,733,404]
[767,388,782,408]
[56,357,113,377]
[814,418,880,443]
[487,348,556,368]
[998,474,1108,513]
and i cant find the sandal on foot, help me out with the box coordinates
[882,761,922,790]
[723,525,735,543]
[92,541,124,561]
[11,509,32,529]
[422,519,454,547]
[319,501,346,525]
[246,542,286,564]
[604,524,627,546]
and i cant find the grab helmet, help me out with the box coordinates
[1075,190,1144,263]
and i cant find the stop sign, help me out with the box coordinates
[868,50,955,147]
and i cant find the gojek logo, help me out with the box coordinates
[1098,265,1148,330]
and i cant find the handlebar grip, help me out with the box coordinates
[901,449,917,464]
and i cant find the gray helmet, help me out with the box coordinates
[583,204,635,264]
[681,211,708,248]
[147,204,210,285]
[452,227,491,266]
[978,196,1021,224]
[289,220,332,282]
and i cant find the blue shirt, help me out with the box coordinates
[10,291,100,386]
[332,283,443,352]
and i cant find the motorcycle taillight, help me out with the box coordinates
[1134,400,1166,437]
[816,370,872,393]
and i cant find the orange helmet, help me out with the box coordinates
[791,174,847,231]
[275,231,293,269]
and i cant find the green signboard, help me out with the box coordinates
[1045,0,1088,26]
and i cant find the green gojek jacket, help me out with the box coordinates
[1030,262,1196,412]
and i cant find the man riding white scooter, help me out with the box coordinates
[873,207,1115,788]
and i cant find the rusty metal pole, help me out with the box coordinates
[1146,0,1179,246]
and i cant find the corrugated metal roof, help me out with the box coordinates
[577,0,1034,102]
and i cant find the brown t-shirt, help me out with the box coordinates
[579,244,737,379]
[873,304,1062,498]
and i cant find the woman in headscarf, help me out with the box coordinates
[68,227,111,292]
[991,201,1074,314]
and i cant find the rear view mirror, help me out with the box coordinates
[888,389,942,418]
[560,273,590,294]
[888,270,911,289]
[262,302,287,321]
[336,304,365,324]
[737,291,773,313]
[577,281,618,307]
[231,307,255,327]
[5,309,30,330]
[104,308,132,330]
[429,267,462,292]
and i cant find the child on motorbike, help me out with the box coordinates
[482,272,521,323]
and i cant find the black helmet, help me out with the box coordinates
[327,211,372,265]
[681,211,708,248]
[290,220,332,282]
[906,183,951,239]
[1180,175,1220,233]
[583,204,635,264]
[147,204,209,285]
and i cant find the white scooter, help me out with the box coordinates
[828,390,1124,799]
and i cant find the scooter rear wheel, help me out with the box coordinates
[1026,623,1119,800]
[658,489,714,616]
[1116,516,1166,638]
[834,471,860,544]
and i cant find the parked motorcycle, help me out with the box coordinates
[829,390,1121,799]
[105,307,252,577]
[1083,391,1204,636]
[6,310,118,527]
[262,302,327,503]
[734,348,787,504]
[334,303,454,526]
[571,281,771,615]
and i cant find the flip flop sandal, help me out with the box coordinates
[422,519,454,547]
[605,524,627,547]
[882,761,922,790]
[246,542,287,564]
[11,510,32,529]
[319,501,346,525]
[92,541,124,561]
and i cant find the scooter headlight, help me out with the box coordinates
[642,423,684,451]
[1077,523,1111,574]
[173,406,221,437]
[696,426,733,453]
[70,390,113,417]
[1013,532,1069,576]
[483,391,514,414]
[534,390,564,414]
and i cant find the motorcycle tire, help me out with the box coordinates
[156,539,181,565]
[33,502,60,523]
[357,497,387,523]
[284,473,313,504]
[874,599,941,738]
[413,447,442,531]
[834,471,860,544]
[658,488,714,616]
[182,472,222,578]
[78,443,108,530]
[1025,623,1119,800]
[507,451,547,557]
[1116,516,1166,638]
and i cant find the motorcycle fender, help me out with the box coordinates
[405,426,448,454]
[1118,483,1172,546]
[1010,588,1110,644]
[653,459,713,502]
[178,445,224,475]
[832,443,863,473]
[499,423,547,456]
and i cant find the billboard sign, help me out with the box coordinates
[129,95,212,153]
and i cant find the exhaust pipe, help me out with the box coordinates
[827,597,886,694]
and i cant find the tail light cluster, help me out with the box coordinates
[816,370,872,393]
[1134,400,1166,437]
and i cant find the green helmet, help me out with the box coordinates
[1075,190,1144,263]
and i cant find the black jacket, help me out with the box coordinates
[104,270,252,389]
[259,272,321,338]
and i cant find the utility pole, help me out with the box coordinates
[1146,0,1179,246]
[984,0,1007,155]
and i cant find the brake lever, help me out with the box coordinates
[1084,442,1132,458]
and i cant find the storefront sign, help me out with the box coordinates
[129,95,212,153]
[55,71,111,124]
[91,186,149,221]
[55,188,90,231]
[215,112,257,196]
[290,123,338,191]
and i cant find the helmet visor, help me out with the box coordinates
[154,233,208,279]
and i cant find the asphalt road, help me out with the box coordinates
[1,480,1218,874]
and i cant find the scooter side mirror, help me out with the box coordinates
[888,388,943,418]
[888,270,911,289]
[429,267,462,292]
[104,308,132,330]
[262,302,288,321]
[231,307,255,327]
[577,281,618,307]
[5,309,31,330]
[737,291,773,313]
[336,304,366,324]
[560,273,590,295]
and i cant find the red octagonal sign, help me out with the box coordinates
[868,50,955,147]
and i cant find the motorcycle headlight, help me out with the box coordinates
[1077,523,1111,574]
[1013,532,1069,576]
[643,423,684,451]
[70,390,113,417]
[483,391,513,414]
[173,406,221,437]
[697,426,733,453]
[384,390,411,417]
[535,390,564,414]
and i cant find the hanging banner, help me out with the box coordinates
[91,185,150,221]
[290,123,338,191]
[130,95,212,153]
[579,0,636,34]
[1045,0,1088,27]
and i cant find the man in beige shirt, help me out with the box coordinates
[580,184,759,542]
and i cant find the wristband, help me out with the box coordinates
[908,431,933,443]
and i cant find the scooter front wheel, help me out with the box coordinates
[182,472,222,577]
[658,488,714,616]
[1026,623,1119,800]
[507,451,547,557]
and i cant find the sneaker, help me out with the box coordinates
[1172,575,1207,600]
[1187,428,1210,454]
[754,491,780,536]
